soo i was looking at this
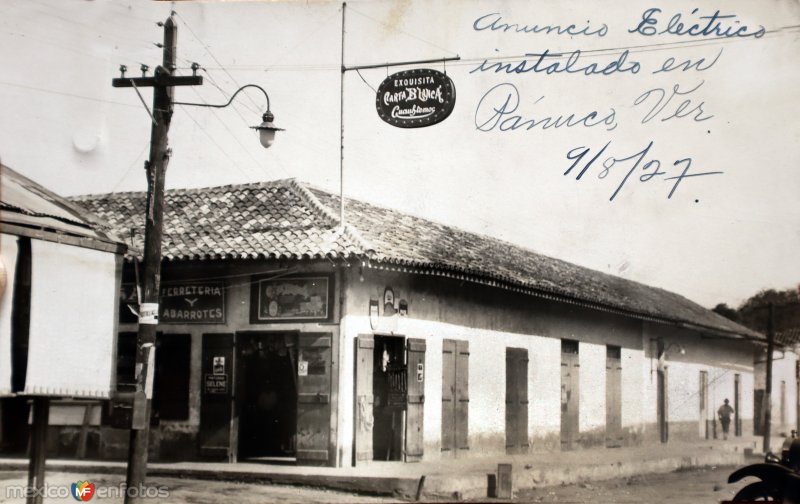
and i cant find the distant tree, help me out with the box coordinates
[712,303,740,322]
[737,288,800,337]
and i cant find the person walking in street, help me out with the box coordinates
[718,398,735,440]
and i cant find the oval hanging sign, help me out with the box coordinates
[376,68,456,128]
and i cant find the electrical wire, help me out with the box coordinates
[173,11,262,112]
[347,5,459,58]
[109,142,150,194]
[176,104,258,182]
[0,80,138,108]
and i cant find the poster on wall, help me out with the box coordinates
[250,274,334,323]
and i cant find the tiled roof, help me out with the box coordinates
[71,178,760,340]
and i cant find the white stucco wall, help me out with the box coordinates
[621,347,646,428]
[579,342,606,433]
[339,314,565,464]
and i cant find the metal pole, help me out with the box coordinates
[763,302,775,454]
[339,2,346,229]
[124,15,176,503]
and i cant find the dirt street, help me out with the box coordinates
[0,466,757,503]
[514,465,753,504]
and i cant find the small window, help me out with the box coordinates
[561,339,579,355]
[607,345,621,359]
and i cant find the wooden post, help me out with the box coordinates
[77,403,92,459]
[27,397,49,504]
[763,303,775,454]
[124,16,176,504]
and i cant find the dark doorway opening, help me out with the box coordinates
[236,332,298,460]
[372,335,406,461]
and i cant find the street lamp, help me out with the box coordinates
[174,82,284,148]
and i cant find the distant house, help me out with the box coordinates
[0,165,125,455]
[70,178,793,466]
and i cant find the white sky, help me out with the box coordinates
[0,0,798,309]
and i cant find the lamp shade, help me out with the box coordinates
[252,111,284,149]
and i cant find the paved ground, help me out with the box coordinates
[0,465,757,503]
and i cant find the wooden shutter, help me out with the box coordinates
[506,347,528,454]
[405,338,426,462]
[560,341,579,450]
[517,350,529,452]
[199,333,235,461]
[355,334,374,464]
[455,340,470,453]
[605,346,622,447]
[296,333,332,466]
[441,340,456,454]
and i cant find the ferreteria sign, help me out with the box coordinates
[376,68,456,128]
[159,281,226,324]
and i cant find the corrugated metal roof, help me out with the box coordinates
[71,178,760,340]
[1,164,124,251]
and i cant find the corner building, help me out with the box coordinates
[72,178,795,467]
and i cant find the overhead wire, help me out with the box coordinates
[173,11,262,112]
[347,5,459,57]
[0,80,139,108]
[181,81,283,181]
[176,104,259,182]
[109,142,150,194]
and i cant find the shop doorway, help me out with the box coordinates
[354,334,426,464]
[237,332,298,460]
[372,334,406,461]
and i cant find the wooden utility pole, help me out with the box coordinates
[763,302,775,454]
[26,398,49,504]
[112,14,202,503]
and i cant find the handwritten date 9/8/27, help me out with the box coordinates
[564,141,722,201]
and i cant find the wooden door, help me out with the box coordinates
[560,340,579,450]
[354,334,374,465]
[734,373,742,437]
[605,346,622,447]
[699,371,709,438]
[405,338,426,462]
[199,333,235,461]
[505,347,529,454]
[296,333,332,466]
[454,340,470,454]
[442,340,469,456]
[657,368,669,443]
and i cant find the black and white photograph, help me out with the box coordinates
[0,0,798,502]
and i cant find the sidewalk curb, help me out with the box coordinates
[419,450,745,501]
[0,461,421,500]
[0,448,746,502]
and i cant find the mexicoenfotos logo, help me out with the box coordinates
[71,481,95,501]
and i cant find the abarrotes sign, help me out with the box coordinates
[376,68,456,128]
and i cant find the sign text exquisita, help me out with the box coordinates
[376,69,456,128]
